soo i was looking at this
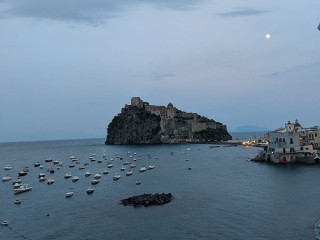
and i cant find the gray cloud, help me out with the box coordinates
[153,73,176,81]
[218,8,267,18]
[0,0,203,24]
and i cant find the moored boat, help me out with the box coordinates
[14,197,21,204]
[87,188,94,194]
[148,165,155,170]
[94,174,101,179]
[66,191,73,198]
[91,179,99,185]
[64,173,72,179]
[14,184,32,194]
[136,180,141,185]
[139,167,147,172]
[85,172,91,177]
[47,178,54,185]
[103,170,109,175]
[126,170,133,176]
[72,176,79,182]
[2,220,8,226]
[2,176,12,182]
[113,174,121,181]
[4,165,13,170]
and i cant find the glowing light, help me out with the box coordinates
[266,33,271,39]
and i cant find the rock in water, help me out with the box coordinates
[120,193,173,207]
[106,97,231,144]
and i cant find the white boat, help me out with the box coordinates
[38,173,45,178]
[87,188,94,194]
[2,176,11,182]
[39,176,46,182]
[148,165,155,170]
[64,173,72,179]
[136,180,141,185]
[120,166,126,171]
[58,161,63,166]
[39,165,44,169]
[47,178,54,185]
[85,172,91,177]
[2,220,8,226]
[126,170,133,176]
[4,165,13,170]
[13,183,22,189]
[14,197,21,204]
[91,179,99,185]
[12,178,22,184]
[79,165,86,170]
[186,148,191,151]
[130,164,136,168]
[123,161,131,165]
[72,176,79,182]
[53,160,59,164]
[70,156,77,160]
[84,162,89,166]
[139,167,147,172]
[18,171,27,176]
[103,170,109,175]
[113,174,121,180]
[107,164,113,168]
[45,158,53,162]
[94,174,101,179]
[66,191,73,198]
[14,184,32,194]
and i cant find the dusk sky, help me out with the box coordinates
[0,0,319,142]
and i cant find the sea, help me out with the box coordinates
[1,132,320,240]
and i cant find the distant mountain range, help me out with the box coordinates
[233,125,269,133]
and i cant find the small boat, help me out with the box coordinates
[39,165,44,169]
[89,157,96,162]
[148,165,155,170]
[102,153,106,159]
[84,162,89,166]
[87,188,94,194]
[91,179,99,185]
[14,198,21,204]
[4,165,13,170]
[49,169,55,174]
[18,171,27,176]
[39,173,45,178]
[72,176,79,182]
[12,178,22,184]
[53,160,59,165]
[186,148,191,151]
[69,164,75,168]
[130,164,136,168]
[58,161,63,166]
[136,180,141,185]
[126,170,133,176]
[75,160,81,164]
[97,160,102,163]
[45,158,53,162]
[103,170,109,175]
[66,192,73,198]
[70,156,77,160]
[2,176,12,182]
[113,174,121,180]
[71,158,78,162]
[2,220,8,226]
[64,173,72,179]
[13,183,22,189]
[133,158,137,162]
[85,172,91,177]
[107,164,113,168]
[94,174,101,179]
[123,161,131,165]
[139,167,147,172]
[39,176,46,182]
[120,166,126,171]
[14,184,32,194]
[79,165,86,170]
[47,178,55,184]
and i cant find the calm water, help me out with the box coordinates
[1,137,320,239]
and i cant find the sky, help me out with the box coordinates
[0,0,319,142]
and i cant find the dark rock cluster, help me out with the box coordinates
[121,193,173,207]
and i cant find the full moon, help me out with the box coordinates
[266,33,271,39]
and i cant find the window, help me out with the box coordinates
[283,148,286,153]
[290,138,293,144]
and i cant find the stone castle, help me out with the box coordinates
[104,97,230,144]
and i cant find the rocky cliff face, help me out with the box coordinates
[105,97,232,145]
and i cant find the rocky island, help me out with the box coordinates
[105,97,231,145]
[120,193,173,207]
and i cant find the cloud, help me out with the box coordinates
[153,73,176,81]
[218,8,267,18]
[0,0,203,24]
